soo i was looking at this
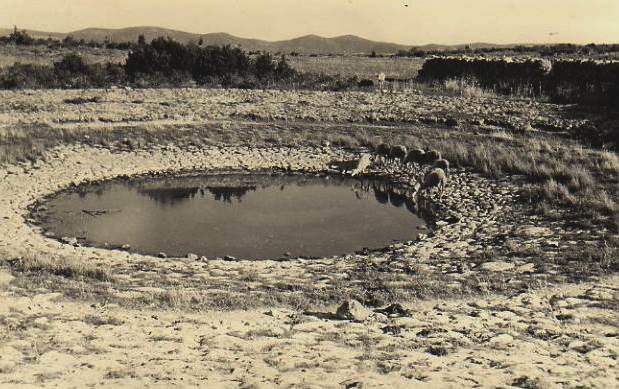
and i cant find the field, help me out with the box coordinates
[0,43,618,388]
[287,55,424,79]
[0,45,423,80]
[0,45,127,68]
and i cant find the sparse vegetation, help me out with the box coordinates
[7,254,112,282]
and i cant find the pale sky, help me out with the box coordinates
[1,0,618,45]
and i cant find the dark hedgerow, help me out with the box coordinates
[0,54,128,89]
[125,37,297,85]
[0,36,299,89]
[417,57,619,107]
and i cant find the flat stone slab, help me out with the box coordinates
[0,270,15,288]
[516,225,553,238]
[480,261,516,272]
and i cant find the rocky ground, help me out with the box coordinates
[0,88,589,134]
[0,268,616,388]
[0,88,617,388]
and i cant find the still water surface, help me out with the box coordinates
[38,174,425,259]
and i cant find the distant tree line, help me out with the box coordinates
[397,43,619,58]
[0,27,136,50]
[0,35,299,89]
[418,57,619,106]
[125,37,295,86]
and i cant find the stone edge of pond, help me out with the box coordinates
[0,143,565,289]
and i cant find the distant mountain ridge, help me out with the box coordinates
[0,26,525,54]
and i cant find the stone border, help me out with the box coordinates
[0,143,564,292]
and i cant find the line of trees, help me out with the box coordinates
[0,36,298,89]
[125,37,295,85]
[0,27,135,50]
[397,43,619,58]
[418,57,619,106]
[0,54,125,89]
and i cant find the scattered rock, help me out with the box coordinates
[340,380,364,389]
[516,226,553,238]
[516,263,536,274]
[0,271,15,288]
[426,345,449,356]
[336,300,372,322]
[158,252,168,258]
[489,334,514,346]
[61,236,78,246]
[375,303,411,318]
[480,261,515,272]
[186,253,199,261]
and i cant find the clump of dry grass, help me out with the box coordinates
[584,190,617,215]
[442,78,489,98]
[8,255,112,282]
[597,151,619,176]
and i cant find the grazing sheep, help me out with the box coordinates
[424,149,442,164]
[389,145,408,163]
[405,149,426,165]
[351,154,372,176]
[433,158,450,170]
[420,168,447,199]
[375,143,391,163]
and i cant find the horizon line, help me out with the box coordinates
[2,25,616,47]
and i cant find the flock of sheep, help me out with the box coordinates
[375,143,448,198]
[346,144,449,200]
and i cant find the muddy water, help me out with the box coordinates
[37,174,425,260]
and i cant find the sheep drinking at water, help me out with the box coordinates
[389,145,407,163]
[375,143,391,163]
[424,149,442,164]
[405,149,426,165]
[419,168,447,199]
[351,154,372,176]
[433,158,450,170]
[376,143,390,156]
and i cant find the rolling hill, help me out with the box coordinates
[0,26,527,54]
[1,26,413,54]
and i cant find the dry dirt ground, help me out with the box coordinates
[0,88,617,388]
[0,269,617,388]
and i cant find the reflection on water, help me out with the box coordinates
[38,174,427,260]
[138,187,201,205]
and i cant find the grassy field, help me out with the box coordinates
[0,45,127,68]
[288,55,424,79]
[0,44,423,79]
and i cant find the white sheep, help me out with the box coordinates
[351,154,372,176]
[417,168,447,200]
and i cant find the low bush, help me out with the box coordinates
[0,55,128,89]
[125,37,297,85]
[0,37,298,89]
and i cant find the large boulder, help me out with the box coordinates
[0,270,14,289]
[336,300,372,322]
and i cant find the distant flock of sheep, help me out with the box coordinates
[374,143,448,198]
[339,143,449,200]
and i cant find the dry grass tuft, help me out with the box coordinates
[442,78,489,98]
[8,255,113,282]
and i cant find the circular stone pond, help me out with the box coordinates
[34,173,426,260]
